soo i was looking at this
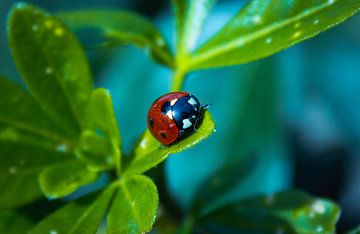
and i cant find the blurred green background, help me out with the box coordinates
[1,0,359,232]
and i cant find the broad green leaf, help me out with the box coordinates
[0,132,73,209]
[190,156,258,216]
[0,211,33,234]
[172,0,216,56]
[76,130,114,171]
[29,186,116,234]
[39,160,98,199]
[189,0,360,69]
[8,3,93,134]
[347,225,360,234]
[57,10,174,68]
[0,77,76,142]
[89,88,121,173]
[108,175,159,234]
[199,190,340,234]
[123,111,216,176]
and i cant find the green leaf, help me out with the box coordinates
[0,77,75,143]
[190,156,258,216]
[88,88,121,174]
[8,3,93,134]
[199,190,340,234]
[123,111,216,176]
[0,132,73,209]
[29,186,116,234]
[39,160,98,199]
[76,130,114,170]
[0,211,33,234]
[172,0,216,56]
[108,175,159,234]
[347,225,360,234]
[189,0,360,69]
[57,10,174,68]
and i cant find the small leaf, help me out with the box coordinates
[190,156,258,216]
[108,175,159,234]
[39,160,98,199]
[189,0,360,69]
[0,77,75,142]
[123,111,216,176]
[89,88,121,174]
[0,132,73,209]
[8,3,93,134]
[29,186,116,234]
[172,0,216,55]
[76,130,114,170]
[0,211,33,234]
[57,10,174,68]
[199,190,340,234]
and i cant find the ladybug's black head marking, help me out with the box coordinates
[161,102,171,114]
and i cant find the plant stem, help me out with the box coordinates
[171,67,187,91]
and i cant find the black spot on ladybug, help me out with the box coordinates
[161,102,171,114]
[160,132,167,139]
[149,117,154,128]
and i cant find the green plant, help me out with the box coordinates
[0,0,359,233]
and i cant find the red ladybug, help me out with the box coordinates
[147,92,206,145]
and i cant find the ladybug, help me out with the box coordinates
[147,92,207,145]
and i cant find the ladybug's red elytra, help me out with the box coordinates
[147,92,206,145]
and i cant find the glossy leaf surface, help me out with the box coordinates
[0,131,73,209]
[108,175,159,234]
[172,0,216,55]
[190,0,360,69]
[124,111,216,175]
[39,160,98,199]
[0,77,74,143]
[8,3,93,134]
[199,190,340,234]
[29,186,116,234]
[58,10,174,67]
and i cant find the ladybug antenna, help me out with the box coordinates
[201,103,211,110]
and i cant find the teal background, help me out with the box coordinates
[1,0,359,231]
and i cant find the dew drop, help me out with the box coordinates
[252,15,262,24]
[140,138,147,149]
[45,20,54,28]
[9,166,17,175]
[54,27,64,37]
[328,0,335,4]
[49,230,58,234]
[292,31,302,39]
[312,200,326,214]
[45,67,53,75]
[32,24,39,31]
[265,37,272,44]
[314,19,320,24]
[56,143,68,153]
[316,226,324,232]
